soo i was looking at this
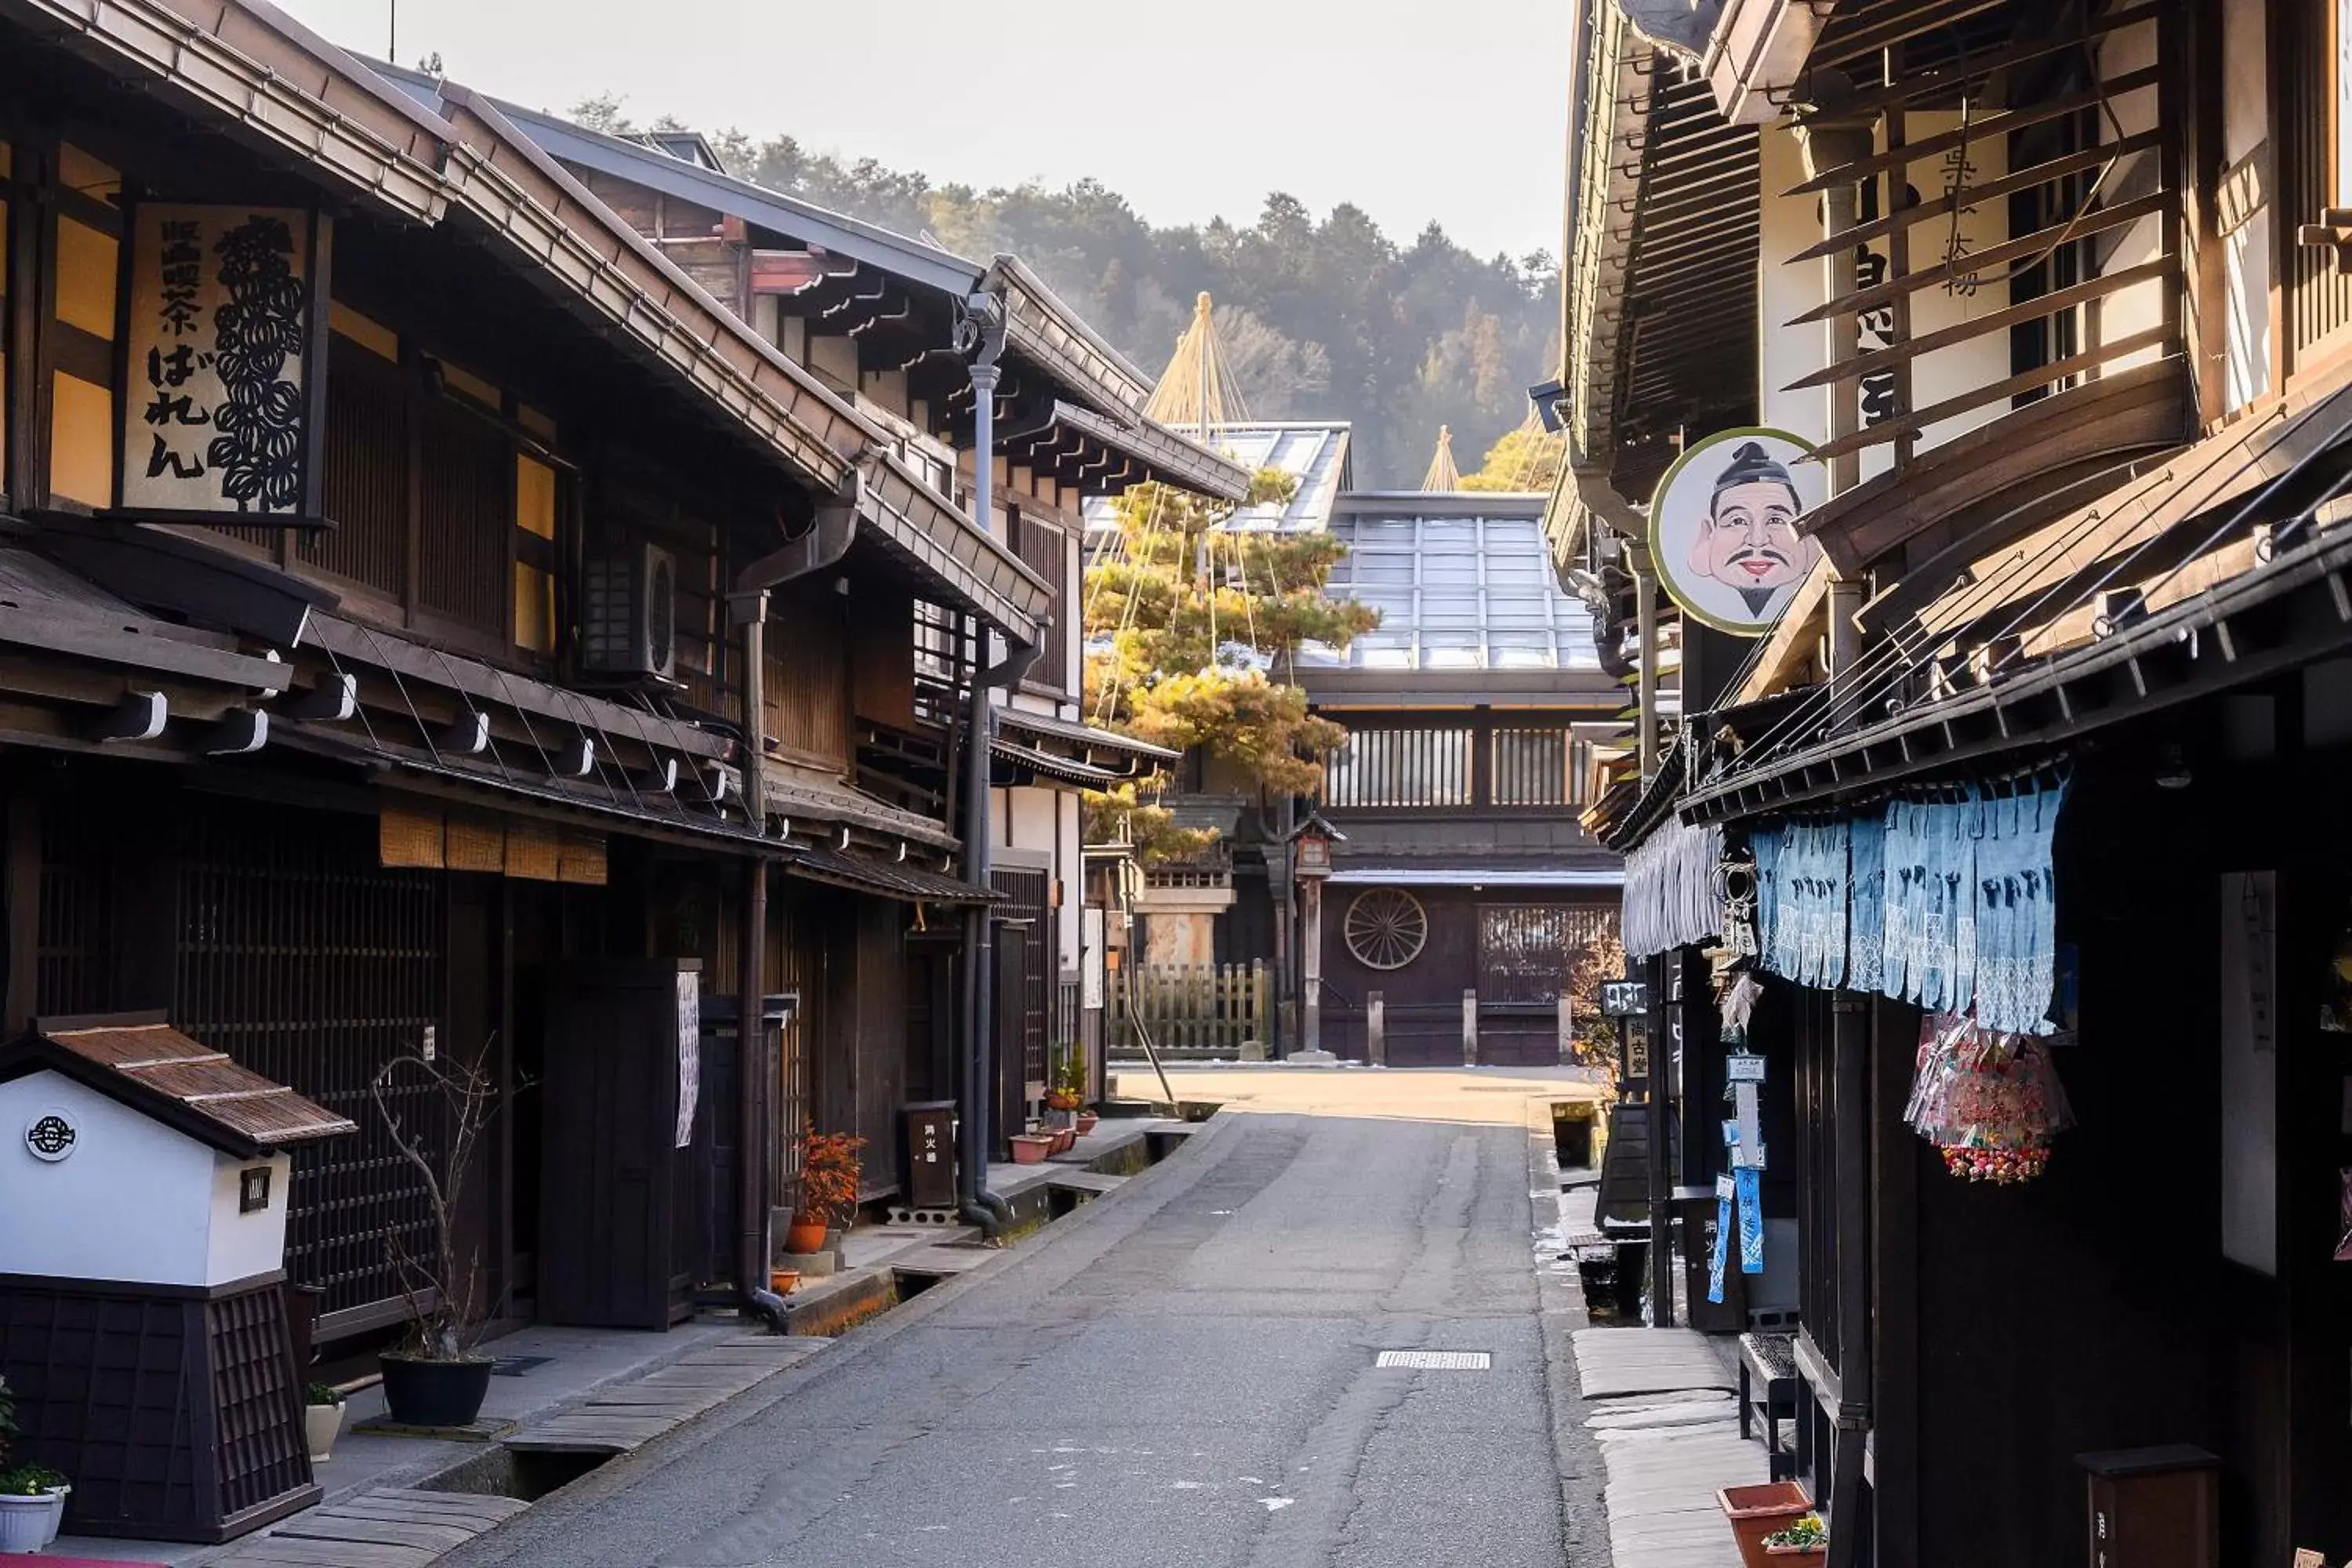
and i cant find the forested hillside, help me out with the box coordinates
[572,98,1559,487]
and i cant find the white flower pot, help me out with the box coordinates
[0,1491,60,1554]
[38,1488,66,1548]
[306,1401,346,1463]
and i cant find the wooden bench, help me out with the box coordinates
[1737,1330,1800,1482]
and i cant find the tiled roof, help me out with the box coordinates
[11,1017,354,1156]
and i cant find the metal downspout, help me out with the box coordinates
[952,292,1040,1238]
[735,597,786,1331]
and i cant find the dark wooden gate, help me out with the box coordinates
[538,960,698,1330]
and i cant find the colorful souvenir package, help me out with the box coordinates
[1904,1012,2074,1183]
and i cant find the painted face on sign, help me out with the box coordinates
[1686,443,1820,615]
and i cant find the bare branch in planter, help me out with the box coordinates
[370,1039,499,1361]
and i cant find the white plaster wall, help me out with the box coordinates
[1006,784,1058,858]
[1757,111,2011,476]
[1759,123,1832,448]
[2223,0,2273,413]
[1,1069,216,1286]
[206,1150,293,1287]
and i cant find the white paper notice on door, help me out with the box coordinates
[675,969,700,1149]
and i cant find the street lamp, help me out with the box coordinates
[1287,812,1345,1058]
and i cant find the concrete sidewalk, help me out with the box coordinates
[50,1116,1190,1566]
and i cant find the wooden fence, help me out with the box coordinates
[1112,960,1269,1057]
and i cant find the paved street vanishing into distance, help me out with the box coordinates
[441,1069,1609,1568]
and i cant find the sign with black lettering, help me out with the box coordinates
[1599,979,1650,1018]
[118,204,330,524]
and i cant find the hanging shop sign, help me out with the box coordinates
[1645,427,1825,636]
[1599,979,1650,1018]
[117,204,332,525]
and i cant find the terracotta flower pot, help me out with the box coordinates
[768,1267,800,1296]
[784,1219,829,1254]
[1051,1127,1076,1154]
[1766,1545,1827,1560]
[1010,1134,1054,1164]
[1076,1111,1099,1136]
[1719,1483,1813,1568]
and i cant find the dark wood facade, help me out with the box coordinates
[0,0,1040,1385]
[1572,0,2352,1559]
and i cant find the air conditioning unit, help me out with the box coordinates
[581,543,677,681]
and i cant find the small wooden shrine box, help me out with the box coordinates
[0,1013,354,1542]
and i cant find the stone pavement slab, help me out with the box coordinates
[1570,1327,1764,1568]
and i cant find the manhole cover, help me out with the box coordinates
[1375,1350,1491,1370]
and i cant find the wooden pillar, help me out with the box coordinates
[1558,991,1576,1066]
[1629,546,1660,780]
[1870,994,1919,1568]
[1299,878,1323,1056]
[1825,990,1875,1568]
[1646,951,1675,1328]
[3,787,36,1036]
[1461,989,1479,1068]
[1366,990,1386,1066]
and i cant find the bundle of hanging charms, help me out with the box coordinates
[1903,1012,2074,1183]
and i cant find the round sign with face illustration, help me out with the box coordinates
[1646,428,1825,637]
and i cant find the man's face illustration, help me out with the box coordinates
[1689,479,1812,596]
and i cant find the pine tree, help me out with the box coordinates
[1082,474,1377,854]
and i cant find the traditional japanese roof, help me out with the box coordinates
[1297,494,1610,679]
[2,1015,355,1158]
[1324,866,1624,887]
[995,707,1181,767]
[1678,366,2352,822]
[1082,422,1353,536]
[0,546,292,697]
[782,845,996,905]
[9,5,1044,640]
[1000,401,1253,505]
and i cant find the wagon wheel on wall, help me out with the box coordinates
[1345,887,1428,970]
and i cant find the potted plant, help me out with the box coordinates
[1044,1044,1084,1130]
[1719,1482,1813,1568]
[0,1468,64,1555]
[0,1374,67,1552]
[371,1046,499,1428]
[304,1383,347,1465]
[1762,1512,1827,1559]
[1009,1129,1055,1163]
[787,1127,864,1254]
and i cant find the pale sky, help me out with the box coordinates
[274,0,1570,263]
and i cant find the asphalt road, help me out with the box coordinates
[446,1068,1610,1568]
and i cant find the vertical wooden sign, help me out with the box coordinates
[117,204,331,523]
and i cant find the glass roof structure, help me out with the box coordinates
[1298,498,1603,673]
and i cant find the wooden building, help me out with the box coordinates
[1294,492,1624,1064]
[465,100,1245,1154]
[1564,0,2352,1560]
[0,0,1054,1370]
